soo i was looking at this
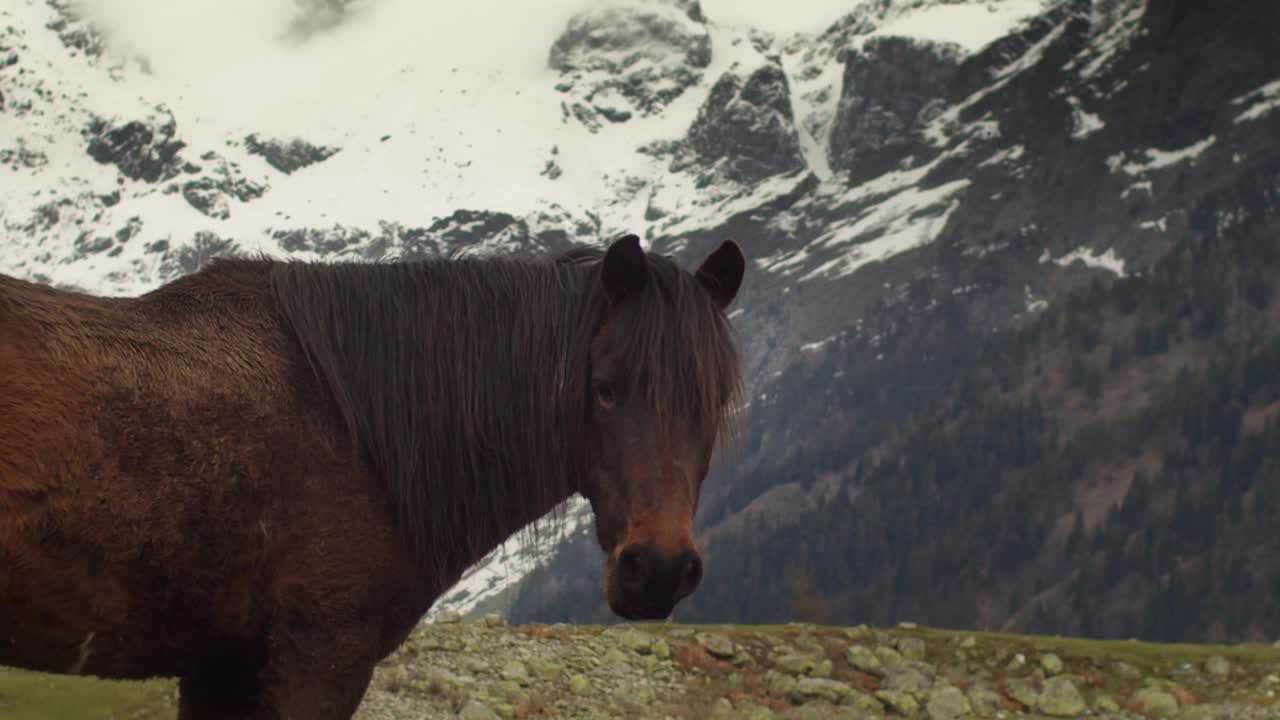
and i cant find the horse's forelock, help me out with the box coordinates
[610,254,744,446]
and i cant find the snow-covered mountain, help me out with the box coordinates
[1,0,1058,298]
[4,0,1278,627]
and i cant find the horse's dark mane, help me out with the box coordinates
[264,246,741,578]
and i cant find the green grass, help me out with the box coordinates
[0,667,176,720]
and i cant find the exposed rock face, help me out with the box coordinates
[549,4,710,75]
[684,62,806,184]
[550,2,710,130]
[244,134,340,174]
[286,0,366,40]
[269,208,591,261]
[829,36,963,181]
[85,113,186,183]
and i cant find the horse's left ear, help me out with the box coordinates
[695,240,745,311]
[602,234,648,305]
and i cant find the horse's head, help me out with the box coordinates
[579,235,744,621]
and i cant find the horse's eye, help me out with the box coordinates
[594,379,619,408]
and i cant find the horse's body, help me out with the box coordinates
[0,236,744,719]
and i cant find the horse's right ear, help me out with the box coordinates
[695,240,745,311]
[602,234,647,305]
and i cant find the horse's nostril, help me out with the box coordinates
[619,545,642,571]
[677,552,702,597]
[617,544,702,603]
[617,544,648,593]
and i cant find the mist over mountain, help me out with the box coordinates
[3,0,1278,641]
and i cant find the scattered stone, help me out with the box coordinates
[354,621,1280,719]
[778,705,842,720]
[766,670,798,698]
[526,658,561,682]
[482,613,505,627]
[697,632,736,658]
[847,644,883,674]
[774,652,822,675]
[433,610,462,624]
[959,636,977,649]
[1006,677,1039,708]
[1131,687,1180,716]
[883,662,934,695]
[499,660,528,686]
[737,702,779,720]
[1204,655,1231,677]
[619,629,652,654]
[792,676,855,704]
[709,697,735,720]
[1006,652,1027,671]
[875,689,920,715]
[1037,676,1087,717]
[926,685,970,720]
[899,621,919,629]
[849,694,885,716]
[458,699,501,720]
[1040,652,1064,675]
[632,685,657,704]
[967,686,1002,716]
[898,637,928,661]
[1113,661,1143,679]
[875,645,904,668]
[1094,695,1121,713]
[653,638,671,660]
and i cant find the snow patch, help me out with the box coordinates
[1051,246,1126,277]
[864,1,1044,53]
[800,333,839,352]
[924,19,1068,146]
[1107,136,1216,176]
[1025,285,1048,313]
[655,170,812,238]
[780,51,840,181]
[1070,0,1146,81]
[1067,96,1104,139]
[1232,79,1280,124]
[979,144,1026,168]
[1137,216,1167,233]
[427,496,593,620]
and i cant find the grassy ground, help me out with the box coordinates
[0,668,176,720]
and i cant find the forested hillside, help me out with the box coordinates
[514,210,1280,644]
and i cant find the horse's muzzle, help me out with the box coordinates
[608,542,702,620]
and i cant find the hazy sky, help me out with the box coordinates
[69,0,858,136]
[701,0,854,34]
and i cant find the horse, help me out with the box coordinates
[0,234,745,719]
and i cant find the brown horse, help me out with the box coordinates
[0,234,744,719]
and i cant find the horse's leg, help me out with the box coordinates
[178,661,262,720]
[253,618,383,720]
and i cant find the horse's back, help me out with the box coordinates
[0,265,293,677]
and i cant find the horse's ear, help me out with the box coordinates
[602,234,648,305]
[695,240,745,311]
